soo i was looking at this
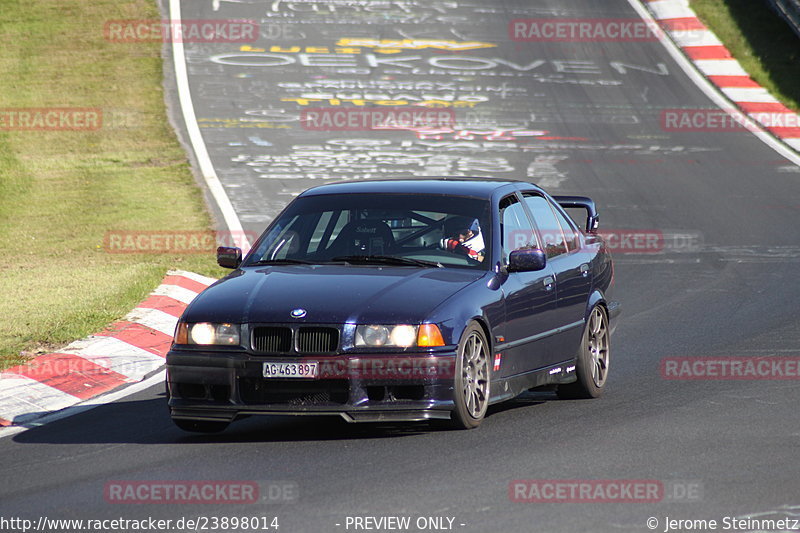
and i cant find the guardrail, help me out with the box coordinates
[765,0,800,39]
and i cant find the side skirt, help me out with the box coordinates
[488,360,577,404]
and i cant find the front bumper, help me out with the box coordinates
[166,348,458,423]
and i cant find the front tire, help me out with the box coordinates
[451,322,490,429]
[557,305,610,399]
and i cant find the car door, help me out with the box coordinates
[498,194,561,377]
[522,193,592,362]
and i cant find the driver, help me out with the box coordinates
[441,217,485,262]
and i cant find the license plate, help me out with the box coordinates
[262,361,319,379]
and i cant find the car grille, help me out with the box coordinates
[239,378,349,405]
[252,327,292,353]
[297,327,338,354]
[251,325,340,354]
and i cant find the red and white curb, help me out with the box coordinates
[0,270,215,428]
[644,0,800,153]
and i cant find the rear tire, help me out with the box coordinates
[451,323,490,429]
[557,306,610,399]
[172,418,229,433]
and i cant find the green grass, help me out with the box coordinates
[690,0,800,112]
[0,0,226,368]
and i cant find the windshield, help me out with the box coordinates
[245,193,492,270]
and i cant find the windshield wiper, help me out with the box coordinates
[330,255,442,268]
[250,258,314,265]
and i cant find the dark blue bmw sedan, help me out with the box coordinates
[167,179,619,431]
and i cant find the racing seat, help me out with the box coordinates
[327,219,397,257]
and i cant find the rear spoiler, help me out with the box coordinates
[553,196,599,233]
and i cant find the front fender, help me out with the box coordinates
[426,272,504,352]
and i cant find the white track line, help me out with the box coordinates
[169,0,251,252]
[627,0,800,167]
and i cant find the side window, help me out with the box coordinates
[523,194,568,259]
[500,195,538,264]
[553,205,580,251]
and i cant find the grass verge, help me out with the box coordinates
[690,0,800,113]
[0,0,227,369]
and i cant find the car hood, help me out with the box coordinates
[182,265,486,325]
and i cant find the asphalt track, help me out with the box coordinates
[2,1,800,532]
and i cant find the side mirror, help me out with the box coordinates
[553,195,599,233]
[508,248,547,272]
[217,246,242,269]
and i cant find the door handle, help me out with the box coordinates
[543,276,554,290]
[580,263,590,277]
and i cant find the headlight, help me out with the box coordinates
[174,322,240,346]
[389,325,417,347]
[357,325,392,346]
[355,324,444,348]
